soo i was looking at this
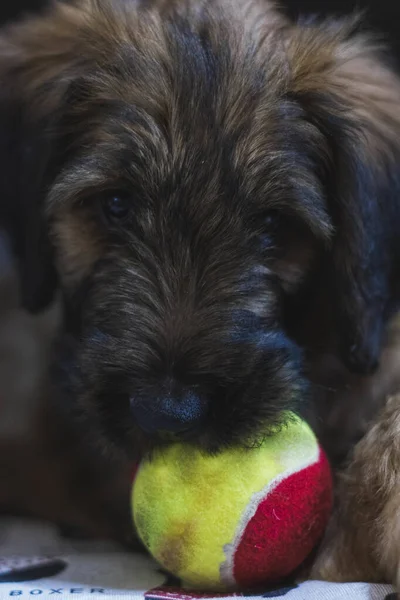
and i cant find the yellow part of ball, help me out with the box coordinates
[132,412,319,590]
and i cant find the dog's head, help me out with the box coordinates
[2,0,400,459]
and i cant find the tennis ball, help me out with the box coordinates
[132,412,332,592]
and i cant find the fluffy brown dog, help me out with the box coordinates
[2,0,400,577]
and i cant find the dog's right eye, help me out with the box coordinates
[102,193,131,222]
[264,210,281,231]
[259,211,281,250]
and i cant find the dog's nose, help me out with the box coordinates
[130,388,208,435]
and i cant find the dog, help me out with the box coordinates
[310,358,400,586]
[2,0,400,577]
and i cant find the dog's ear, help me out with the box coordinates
[0,3,89,313]
[0,88,59,313]
[287,21,400,374]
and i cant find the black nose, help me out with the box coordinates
[130,388,208,435]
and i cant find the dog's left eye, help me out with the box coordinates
[102,194,131,221]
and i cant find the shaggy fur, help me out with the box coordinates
[0,229,134,542]
[3,0,400,573]
[310,330,400,584]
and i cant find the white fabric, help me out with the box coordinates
[0,519,395,600]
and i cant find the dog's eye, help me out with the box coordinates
[264,211,280,230]
[259,211,281,249]
[102,194,131,221]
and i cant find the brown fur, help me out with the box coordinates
[311,362,400,584]
[0,231,133,543]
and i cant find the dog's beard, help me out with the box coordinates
[52,295,307,463]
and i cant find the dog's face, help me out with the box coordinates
[2,0,400,460]
[47,2,331,456]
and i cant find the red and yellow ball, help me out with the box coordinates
[132,412,332,591]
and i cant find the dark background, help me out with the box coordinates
[0,0,399,59]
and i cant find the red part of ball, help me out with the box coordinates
[233,448,333,588]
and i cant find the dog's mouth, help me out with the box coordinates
[93,373,307,462]
[51,322,307,462]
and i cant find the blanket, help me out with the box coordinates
[0,519,395,600]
